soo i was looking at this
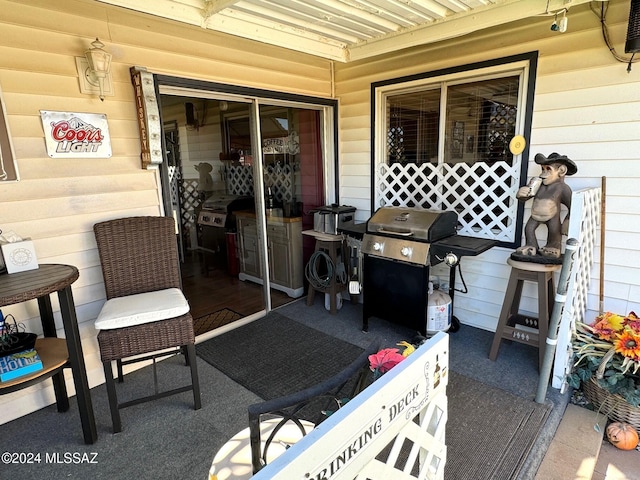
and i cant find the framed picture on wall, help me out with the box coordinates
[0,84,19,182]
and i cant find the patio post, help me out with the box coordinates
[535,238,579,404]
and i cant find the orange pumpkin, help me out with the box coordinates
[606,422,639,450]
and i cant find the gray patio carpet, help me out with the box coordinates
[0,297,568,480]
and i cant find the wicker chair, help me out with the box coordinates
[93,216,201,433]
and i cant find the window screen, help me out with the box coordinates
[374,54,536,245]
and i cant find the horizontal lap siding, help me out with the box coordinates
[532,6,640,317]
[0,0,332,421]
[334,1,639,331]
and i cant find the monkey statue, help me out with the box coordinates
[514,152,577,261]
[194,162,214,200]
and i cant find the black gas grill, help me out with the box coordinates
[197,194,253,272]
[361,206,496,335]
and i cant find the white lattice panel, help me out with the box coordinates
[376,161,521,242]
[552,188,601,390]
[227,165,254,196]
[376,163,447,208]
[168,165,178,202]
[226,164,295,203]
[264,164,295,204]
[251,333,449,480]
[181,179,200,229]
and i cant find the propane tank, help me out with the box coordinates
[426,282,452,336]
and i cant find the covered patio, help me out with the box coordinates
[1,0,639,478]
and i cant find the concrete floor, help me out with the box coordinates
[536,404,640,480]
[593,439,640,480]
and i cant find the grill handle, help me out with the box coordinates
[376,228,414,237]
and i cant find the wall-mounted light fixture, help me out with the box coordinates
[75,38,114,101]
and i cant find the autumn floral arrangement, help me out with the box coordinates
[368,341,416,380]
[567,311,640,407]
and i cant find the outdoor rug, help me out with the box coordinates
[196,311,365,400]
[445,370,552,480]
[193,308,242,336]
[197,311,551,479]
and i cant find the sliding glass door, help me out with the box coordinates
[156,80,335,333]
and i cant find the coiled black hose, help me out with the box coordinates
[305,250,335,289]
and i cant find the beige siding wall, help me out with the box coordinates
[0,0,332,421]
[334,1,640,330]
[162,102,226,193]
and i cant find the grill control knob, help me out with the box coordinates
[373,242,383,252]
[444,252,459,266]
[401,246,412,257]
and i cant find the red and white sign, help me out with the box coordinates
[40,111,112,158]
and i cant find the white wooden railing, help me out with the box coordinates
[552,187,601,390]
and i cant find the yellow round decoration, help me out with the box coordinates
[509,135,526,155]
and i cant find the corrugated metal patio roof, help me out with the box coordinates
[97,0,596,62]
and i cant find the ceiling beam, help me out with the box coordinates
[408,0,449,18]
[207,0,240,13]
[98,0,350,60]
[222,5,362,42]
[207,8,350,60]
[313,0,407,31]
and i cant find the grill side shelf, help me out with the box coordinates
[430,236,497,259]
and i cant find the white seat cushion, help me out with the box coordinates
[95,288,190,330]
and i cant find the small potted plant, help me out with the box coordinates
[567,311,640,429]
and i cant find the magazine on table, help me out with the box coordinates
[0,348,43,382]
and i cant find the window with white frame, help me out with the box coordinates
[372,53,537,246]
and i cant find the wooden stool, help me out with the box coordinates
[489,258,561,370]
[306,237,346,314]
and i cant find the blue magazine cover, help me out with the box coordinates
[0,348,44,382]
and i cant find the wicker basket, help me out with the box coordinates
[582,377,640,430]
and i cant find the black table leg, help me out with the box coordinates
[57,286,97,444]
[37,296,69,412]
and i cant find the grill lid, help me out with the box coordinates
[366,207,458,243]
[202,194,252,212]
